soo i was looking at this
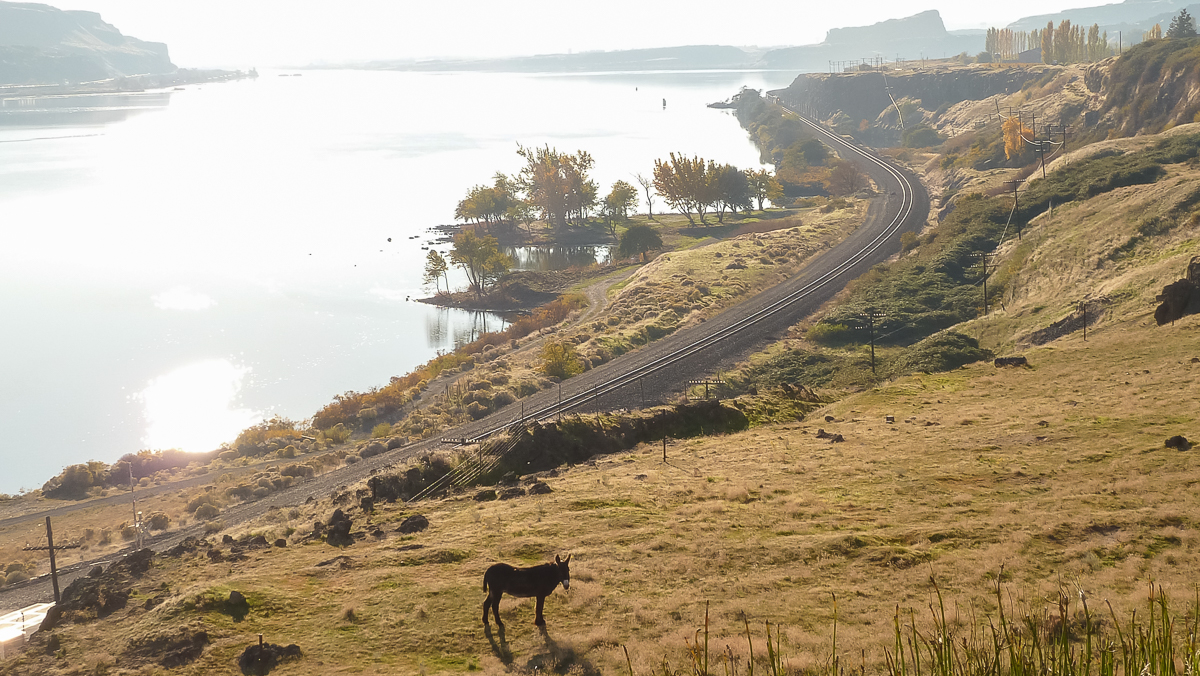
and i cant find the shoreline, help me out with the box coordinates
[0,68,257,98]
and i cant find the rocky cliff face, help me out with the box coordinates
[0,1,174,84]
[773,66,1049,131]
[758,11,984,71]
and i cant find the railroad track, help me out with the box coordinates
[1,103,929,611]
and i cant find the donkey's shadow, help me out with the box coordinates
[483,623,511,665]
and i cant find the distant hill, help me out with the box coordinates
[369,45,759,73]
[369,11,985,75]
[0,1,174,85]
[756,11,984,71]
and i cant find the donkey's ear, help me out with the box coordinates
[555,554,562,563]
[565,553,572,563]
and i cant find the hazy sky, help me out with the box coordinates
[39,0,1101,68]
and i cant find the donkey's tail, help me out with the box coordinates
[482,570,489,592]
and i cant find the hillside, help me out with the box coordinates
[3,39,1200,676]
[0,1,173,85]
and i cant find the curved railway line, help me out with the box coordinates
[0,103,930,611]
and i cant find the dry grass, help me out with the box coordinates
[4,306,1197,674]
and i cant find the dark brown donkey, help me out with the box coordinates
[482,554,571,627]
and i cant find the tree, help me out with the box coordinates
[634,172,656,219]
[653,153,717,224]
[1002,116,1034,160]
[766,176,786,207]
[422,249,449,295]
[618,224,663,262]
[827,160,864,196]
[712,164,751,222]
[1042,21,1054,63]
[515,145,596,229]
[449,231,511,299]
[606,180,638,219]
[746,169,772,211]
[1168,9,1197,38]
[537,342,583,379]
[1146,23,1164,41]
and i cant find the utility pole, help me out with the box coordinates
[856,309,886,374]
[1080,301,1088,341]
[971,252,996,316]
[1003,179,1024,239]
[22,518,80,603]
[1037,139,1049,179]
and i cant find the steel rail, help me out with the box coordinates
[450,102,919,446]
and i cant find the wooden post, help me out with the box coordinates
[662,438,667,463]
[46,517,60,603]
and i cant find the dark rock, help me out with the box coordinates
[248,535,270,549]
[499,487,526,500]
[1166,435,1192,450]
[326,509,354,547]
[315,555,353,569]
[229,590,246,605]
[237,642,302,675]
[52,549,155,625]
[87,565,103,578]
[165,536,206,558]
[273,538,287,548]
[816,428,832,439]
[529,481,553,495]
[143,595,166,610]
[1154,256,1200,325]
[38,605,62,631]
[223,534,234,544]
[397,544,424,552]
[824,415,835,422]
[360,496,374,512]
[207,549,225,563]
[500,471,518,485]
[126,624,209,668]
[994,357,1029,367]
[398,514,429,534]
[830,434,845,443]
[474,489,498,502]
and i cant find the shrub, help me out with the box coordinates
[466,401,489,420]
[194,504,220,520]
[323,423,352,444]
[147,512,170,530]
[281,463,315,479]
[807,322,856,346]
[345,454,361,465]
[5,570,29,586]
[372,423,392,438]
[278,445,297,459]
[493,390,516,407]
[537,342,584,379]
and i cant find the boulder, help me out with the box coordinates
[499,487,526,500]
[529,481,553,495]
[994,357,1028,367]
[326,509,354,547]
[237,642,302,674]
[474,489,498,502]
[1166,435,1192,450]
[398,514,429,534]
[125,624,209,668]
[1154,256,1200,325]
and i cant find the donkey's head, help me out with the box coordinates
[555,554,572,590]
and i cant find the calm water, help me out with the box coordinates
[0,68,795,493]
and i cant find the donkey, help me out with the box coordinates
[482,554,571,627]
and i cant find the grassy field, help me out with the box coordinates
[4,303,1197,674]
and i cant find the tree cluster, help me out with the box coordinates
[1037,20,1112,64]
[652,153,757,225]
[515,145,598,229]
[449,231,512,299]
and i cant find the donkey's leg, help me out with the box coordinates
[491,593,505,628]
[482,594,491,625]
[534,595,546,626]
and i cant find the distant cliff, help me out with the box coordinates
[757,11,985,71]
[0,1,174,85]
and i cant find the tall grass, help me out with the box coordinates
[641,579,1200,676]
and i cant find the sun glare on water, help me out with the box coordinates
[137,360,261,452]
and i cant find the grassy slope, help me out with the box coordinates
[5,308,1197,675]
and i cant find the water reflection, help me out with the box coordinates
[0,91,173,127]
[136,359,261,453]
[425,308,507,349]
[503,245,614,271]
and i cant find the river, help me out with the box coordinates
[0,68,796,493]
